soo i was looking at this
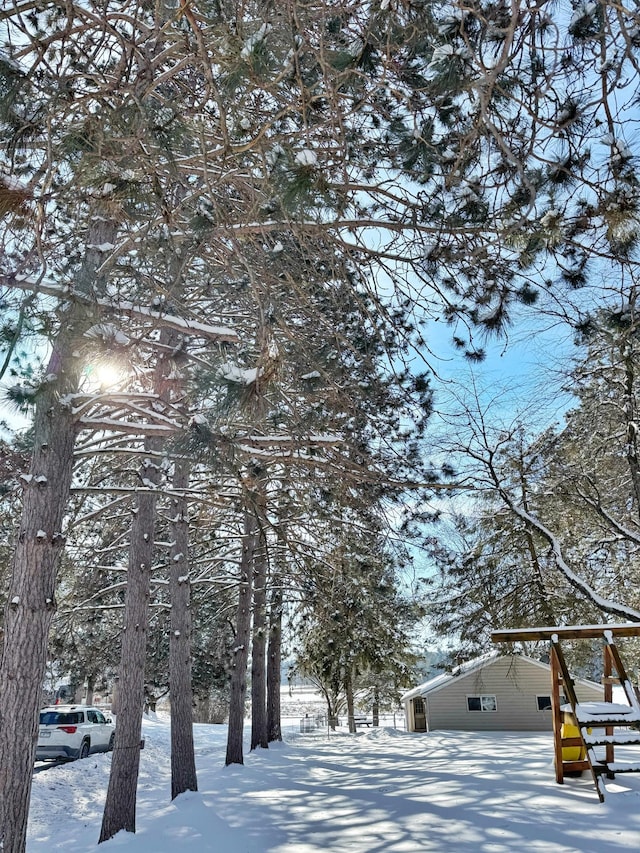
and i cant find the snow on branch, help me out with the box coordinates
[66,495,130,528]
[75,417,178,437]
[502,496,640,622]
[69,391,182,419]
[84,323,130,346]
[219,361,261,385]
[238,433,344,448]
[70,485,214,500]
[3,274,239,343]
[575,486,640,547]
[110,297,238,343]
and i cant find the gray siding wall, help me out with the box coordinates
[424,657,603,731]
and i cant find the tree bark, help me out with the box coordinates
[0,387,76,853]
[99,444,160,843]
[372,687,380,728]
[622,345,640,514]
[100,318,187,841]
[346,670,355,734]
[85,675,95,707]
[266,586,283,743]
[0,220,115,853]
[250,503,268,751]
[169,457,198,799]
[225,501,258,766]
[325,691,340,730]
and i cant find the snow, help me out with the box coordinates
[0,170,28,189]
[218,361,260,385]
[240,23,272,60]
[577,703,636,716]
[5,274,239,344]
[295,149,318,168]
[87,243,116,252]
[402,651,499,700]
[584,732,640,746]
[27,717,640,852]
[575,702,640,724]
[84,324,130,346]
[570,1,597,28]
[240,433,343,446]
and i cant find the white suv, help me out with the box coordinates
[36,705,115,761]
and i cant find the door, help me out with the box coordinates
[413,697,427,732]
[87,709,110,749]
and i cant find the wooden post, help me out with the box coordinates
[551,646,564,784]
[604,645,614,768]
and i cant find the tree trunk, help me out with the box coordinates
[250,510,268,751]
[110,677,120,716]
[85,675,95,707]
[225,502,258,766]
[99,446,160,843]
[622,347,640,514]
[517,447,556,625]
[0,220,115,853]
[169,457,198,799]
[193,694,210,724]
[324,690,340,730]
[266,586,283,743]
[100,316,187,841]
[372,687,379,728]
[0,388,76,853]
[346,672,355,734]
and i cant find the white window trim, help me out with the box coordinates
[466,694,498,712]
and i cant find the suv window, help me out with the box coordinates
[86,710,106,724]
[61,712,83,724]
[40,712,58,725]
[39,711,84,725]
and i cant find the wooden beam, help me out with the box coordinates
[491,623,640,642]
[604,645,614,767]
[551,646,564,784]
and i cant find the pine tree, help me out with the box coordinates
[293,529,419,731]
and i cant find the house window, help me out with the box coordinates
[413,697,425,715]
[537,694,566,711]
[467,695,497,712]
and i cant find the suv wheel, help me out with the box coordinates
[79,740,90,760]
[108,733,115,751]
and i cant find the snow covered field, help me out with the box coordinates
[28,716,640,852]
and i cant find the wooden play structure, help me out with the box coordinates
[491,623,640,801]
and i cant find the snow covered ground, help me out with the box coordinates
[28,716,640,852]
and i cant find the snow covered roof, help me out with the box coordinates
[402,652,500,701]
[402,652,602,702]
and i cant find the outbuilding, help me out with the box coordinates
[402,653,604,732]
